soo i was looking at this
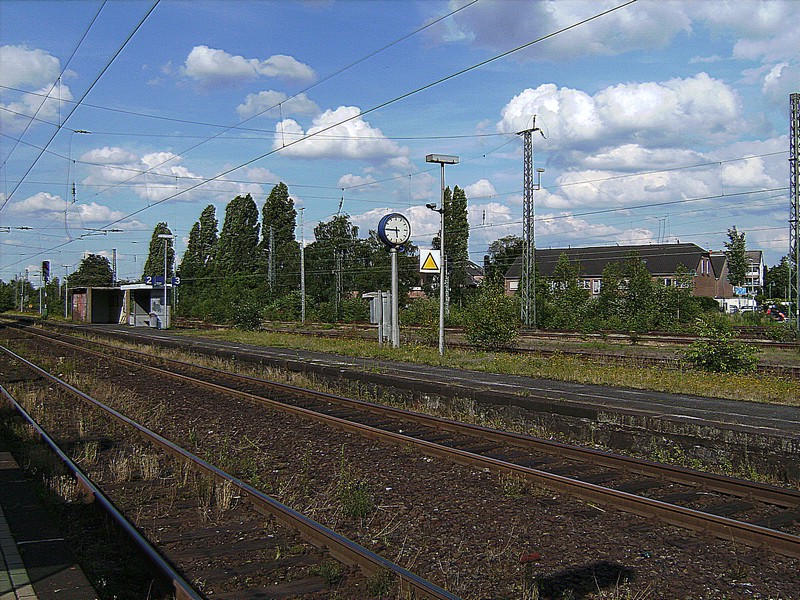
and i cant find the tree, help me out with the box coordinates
[70,254,114,287]
[765,255,793,299]
[621,251,658,332]
[305,214,362,317]
[261,183,299,297]
[485,235,523,284]
[432,185,470,305]
[543,253,590,329]
[724,226,748,288]
[179,205,218,283]
[215,194,261,274]
[142,223,174,282]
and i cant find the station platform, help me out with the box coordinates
[0,450,97,600]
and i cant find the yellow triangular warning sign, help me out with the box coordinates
[422,253,438,270]
[420,250,440,273]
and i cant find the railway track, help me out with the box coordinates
[0,344,459,599]
[15,324,800,561]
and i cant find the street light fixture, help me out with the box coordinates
[157,233,175,329]
[425,153,459,356]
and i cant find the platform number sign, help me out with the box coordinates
[41,260,50,283]
[144,275,181,286]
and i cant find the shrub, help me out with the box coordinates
[401,298,439,346]
[232,299,263,330]
[462,284,520,350]
[684,316,759,373]
[340,298,369,323]
[263,290,302,321]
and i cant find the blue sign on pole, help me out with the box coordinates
[154,275,165,286]
[734,286,747,296]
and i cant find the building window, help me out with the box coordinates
[509,280,519,291]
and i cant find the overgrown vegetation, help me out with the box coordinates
[684,315,759,374]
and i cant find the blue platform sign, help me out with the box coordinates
[154,275,165,285]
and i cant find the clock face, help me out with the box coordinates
[378,213,411,246]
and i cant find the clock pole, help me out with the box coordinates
[391,246,400,347]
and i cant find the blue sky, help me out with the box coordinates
[1,0,798,283]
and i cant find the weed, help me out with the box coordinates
[215,480,236,511]
[499,472,528,499]
[310,561,344,586]
[337,445,375,518]
[108,452,132,483]
[365,568,394,596]
[75,441,99,466]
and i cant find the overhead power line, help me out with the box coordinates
[0,0,161,211]
[3,0,641,268]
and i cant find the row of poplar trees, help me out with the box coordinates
[163,183,472,324]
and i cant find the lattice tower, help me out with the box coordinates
[790,93,799,332]
[517,120,542,328]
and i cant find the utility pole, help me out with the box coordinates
[300,208,305,323]
[517,117,545,329]
[790,93,800,334]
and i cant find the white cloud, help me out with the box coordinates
[498,74,741,149]
[6,191,145,230]
[236,91,320,120]
[446,1,691,60]
[0,45,61,88]
[79,146,257,203]
[464,179,497,201]
[274,106,408,161]
[181,45,315,88]
[339,173,377,190]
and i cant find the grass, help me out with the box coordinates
[176,328,800,406]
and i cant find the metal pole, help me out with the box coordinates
[438,163,446,356]
[163,238,168,328]
[300,207,306,323]
[391,247,400,347]
[62,265,70,318]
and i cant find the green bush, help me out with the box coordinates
[232,299,263,330]
[263,290,302,321]
[462,284,520,350]
[401,298,439,346]
[340,298,369,323]
[684,316,759,373]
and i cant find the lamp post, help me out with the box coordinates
[62,265,70,318]
[157,233,175,329]
[425,153,459,356]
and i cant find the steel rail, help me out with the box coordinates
[0,385,203,600]
[14,329,800,559]
[26,324,800,509]
[0,345,461,600]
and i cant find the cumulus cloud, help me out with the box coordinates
[339,173,378,190]
[79,146,257,203]
[0,45,62,88]
[181,45,315,88]
[236,91,320,120]
[464,179,498,201]
[0,46,73,133]
[6,191,145,230]
[497,74,741,149]
[446,0,691,60]
[274,106,408,161]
